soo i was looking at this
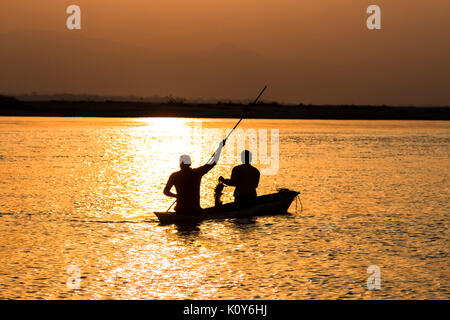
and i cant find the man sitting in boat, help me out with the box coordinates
[163,140,225,215]
[219,150,260,208]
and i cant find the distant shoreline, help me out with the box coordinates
[1,98,449,120]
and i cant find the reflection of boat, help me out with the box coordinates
[154,189,299,225]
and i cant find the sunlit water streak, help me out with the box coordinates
[0,117,448,299]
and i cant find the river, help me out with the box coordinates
[0,117,448,299]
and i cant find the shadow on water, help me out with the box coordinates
[161,224,201,243]
[230,217,258,227]
[0,212,16,217]
[69,219,158,224]
[174,224,201,235]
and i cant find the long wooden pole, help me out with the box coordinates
[224,85,267,142]
[165,86,268,212]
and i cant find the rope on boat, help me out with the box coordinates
[295,194,303,213]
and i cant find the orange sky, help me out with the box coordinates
[0,0,449,105]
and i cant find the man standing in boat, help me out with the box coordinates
[164,140,226,215]
[219,150,260,208]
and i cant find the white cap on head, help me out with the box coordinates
[179,154,192,165]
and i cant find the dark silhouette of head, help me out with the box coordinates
[179,154,192,170]
[241,150,252,164]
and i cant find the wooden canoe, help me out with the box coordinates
[154,189,299,225]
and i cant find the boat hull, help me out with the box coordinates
[154,189,299,225]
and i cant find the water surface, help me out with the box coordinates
[0,117,448,299]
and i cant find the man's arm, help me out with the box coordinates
[198,139,226,175]
[219,167,238,186]
[163,174,177,198]
[207,139,226,166]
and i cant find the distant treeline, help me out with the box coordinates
[11,93,249,105]
[0,95,449,120]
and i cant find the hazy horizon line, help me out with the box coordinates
[4,93,450,108]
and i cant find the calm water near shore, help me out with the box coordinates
[0,117,448,299]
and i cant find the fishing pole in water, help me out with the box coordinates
[165,86,268,212]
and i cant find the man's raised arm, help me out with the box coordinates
[207,139,226,166]
[198,139,226,175]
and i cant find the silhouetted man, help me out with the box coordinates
[219,150,260,208]
[164,140,225,215]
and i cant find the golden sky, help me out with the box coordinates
[0,0,449,105]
